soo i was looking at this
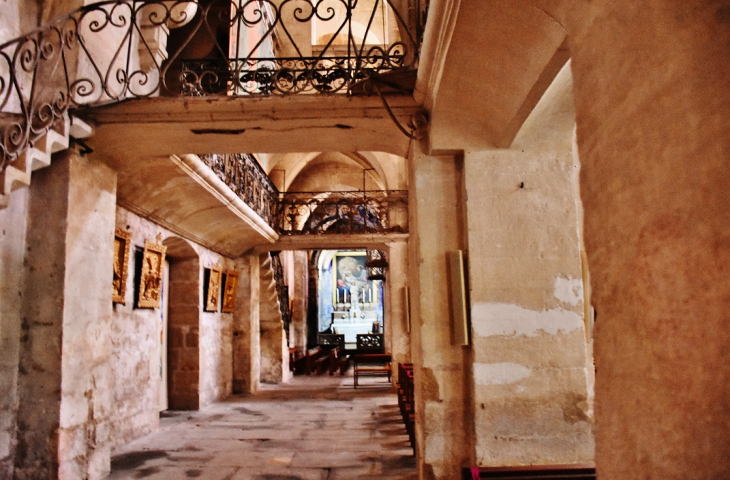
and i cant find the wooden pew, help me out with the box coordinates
[353,353,391,387]
[397,363,415,451]
[304,346,324,375]
[463,464,596,480]
[289,347,307,374]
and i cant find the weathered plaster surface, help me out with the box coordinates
[232,255,260,394]
[408,148,470,479]
[14,151,117,480]
[111,207,234,449]
[464,63,593,467]
[0,188,29,479]
[472,303,583,338]
[565,2,730,477]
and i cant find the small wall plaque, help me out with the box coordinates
[205,263,222,312]
[112,228,132,304]
[138,235,167,308]
[222,270,239,313]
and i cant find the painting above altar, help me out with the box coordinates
[318,250,384,343]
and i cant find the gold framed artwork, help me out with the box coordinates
[205,263,222,312]
[222,270,239,313]
[112,228,132,304]
[138,235,167,308]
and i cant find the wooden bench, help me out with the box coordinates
[304,346,324,375]
[289,347,307,374]
[463,464,596,480]
[353,353,391,387]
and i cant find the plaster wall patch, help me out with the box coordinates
[474,362,531,385]
[554,276,583,306]
[471,302,583,337]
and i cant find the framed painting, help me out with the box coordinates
[205,264,222,312]
[112,228,132,304]
[222,270,239,313]
[138,236,167,308]
[332,251,373,304]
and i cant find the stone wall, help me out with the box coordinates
[0,188,30,479]
[464,64,593,465]
[13,150,117,480]
[110,207,235,449]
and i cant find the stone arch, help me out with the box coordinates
[162,236,201,410]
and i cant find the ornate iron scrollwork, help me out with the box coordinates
[1,0,423,172]
[199,153,277,228]
[277,190,408,235]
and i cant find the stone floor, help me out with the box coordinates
[106,373,416,480]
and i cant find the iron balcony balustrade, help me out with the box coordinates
[198,152,408,236]
[0,0,423,172]
[199,152,278,228]
[277,189,408,235]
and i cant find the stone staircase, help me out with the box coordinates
[259,253,291,383]
[0,115,93,209]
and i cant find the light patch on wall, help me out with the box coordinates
[471,303,583,338]
[554,276,583,306]
[473,362,531,385]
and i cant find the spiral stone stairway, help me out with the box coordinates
[0,114,93,209]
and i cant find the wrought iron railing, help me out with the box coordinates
[199,153,277,228]
[277,190,408,235]
[270,251,291,341]
[1,0,423,172]
[197,154,409,236]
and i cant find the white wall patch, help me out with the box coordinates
[554,276,583,306]
[473,362,531,385]
[471,302,583,337]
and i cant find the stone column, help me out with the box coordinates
[463,61,593,466]
[167,257,200,410]
[0,188,30,479]
[291,250,309,350]
[407,146,471,479]
[15,148,117,480]
[385,239,410,381]
[232,255,260,394]
[565,3,730,478]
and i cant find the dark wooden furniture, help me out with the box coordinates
[397,363,415,452]
[463,464,597,480]
[353,353,391,387]
[289,347,306,374]
[304,346,324,375]
[356,333,385,353]
[317,333,345,351]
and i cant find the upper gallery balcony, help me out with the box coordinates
[0,0,425,171]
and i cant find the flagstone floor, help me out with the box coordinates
[105,373,416,480]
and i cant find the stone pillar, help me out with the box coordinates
[463,61,593,466]
[0,188,30,479]
[385,239,410,381]
[15,149,117,480]
[565,3,730,478]
[408,146,471,479]
[291,250,309,350]
[232,255,260,394]
[167,257,200,410]
[259,254,290,384]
